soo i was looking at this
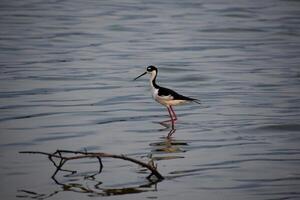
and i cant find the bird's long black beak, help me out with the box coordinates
[134,72,147,80]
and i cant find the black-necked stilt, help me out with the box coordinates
[134,65,200,128]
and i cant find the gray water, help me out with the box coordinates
[1,0,300,199]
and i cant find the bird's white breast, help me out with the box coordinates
[151,88,159,100]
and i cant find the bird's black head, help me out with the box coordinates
[146,65,157,72]
[134,65,157,81]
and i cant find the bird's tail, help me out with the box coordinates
[184,96,201,104]
[192,99,201,104]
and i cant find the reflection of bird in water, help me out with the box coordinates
[149,129,188,159]
[167,128,176,138]
[134,65,200,129]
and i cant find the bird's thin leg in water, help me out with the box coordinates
[169,106,177,121]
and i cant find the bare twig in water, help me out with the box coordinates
[19,150,164,180]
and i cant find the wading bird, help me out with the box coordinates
[134,65,200,128]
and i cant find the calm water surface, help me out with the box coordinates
[1,0,300,199]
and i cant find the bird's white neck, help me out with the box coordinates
[150,70,158,89]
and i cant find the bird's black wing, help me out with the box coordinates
[158,87,200,103]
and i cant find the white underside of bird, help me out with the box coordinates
[152,87,188,106]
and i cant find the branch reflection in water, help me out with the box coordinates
[17,166,160,199]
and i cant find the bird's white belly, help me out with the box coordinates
[152,88,186,106]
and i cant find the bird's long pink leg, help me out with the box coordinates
[161,107,175,129]
[167,107,173,121]
[169,106,177,121]
[161,107,173,122]
[167,107,175,128]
